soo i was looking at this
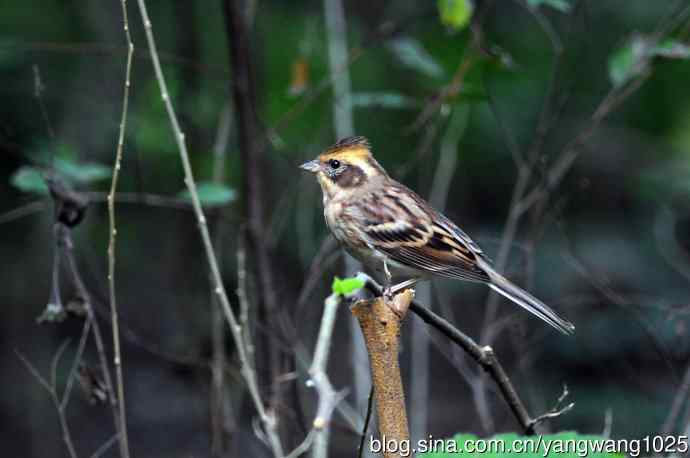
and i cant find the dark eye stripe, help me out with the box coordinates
[332,165,366,188]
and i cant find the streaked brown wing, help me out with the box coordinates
[359,186,490,283]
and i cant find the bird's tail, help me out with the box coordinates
[480,261,575,335]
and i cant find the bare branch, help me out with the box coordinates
[285,430,315,458]
[357,386,375,458]
[309,293,347,458]
[61,319,92,410]
[90,433,119,458]
[661,362,690,436]
[134,0,283,454]
[106,0,135,455]
[209,100,234,457]
[61,226,121,438]
[15,349,52,394]
[51,338,71,390]
[16,349,79,458]
[527,385,574,431]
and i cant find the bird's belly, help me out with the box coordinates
[344,245,425,282]
[324,199,424,281]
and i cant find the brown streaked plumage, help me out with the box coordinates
[300,136,574,335]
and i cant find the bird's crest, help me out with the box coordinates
[319,136,372,162]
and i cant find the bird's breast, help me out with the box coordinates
[324,200,365,248]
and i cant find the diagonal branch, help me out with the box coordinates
[16,347,79,458]
[134,0,283,455]
[359,273,571,435]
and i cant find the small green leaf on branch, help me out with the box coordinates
[437,0,474,32]
[178,182,237,207]
[331,276,365,297]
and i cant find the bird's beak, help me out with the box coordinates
[299,159,320,173]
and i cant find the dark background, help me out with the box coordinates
[2,1,690,457]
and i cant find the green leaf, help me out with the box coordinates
[527,0,572,13]
[608,37,647,87]
[387,38,444,78]
[10,166,48,194]
[55,158,111,183]
[351,92,419,109]
[178,182,237,207]
[419,432,625,458]
[437,0,474,32]
[653,39,690,60]
[331,276,365,297]
[609,36,690,87]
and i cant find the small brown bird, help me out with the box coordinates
[300,136,574,335]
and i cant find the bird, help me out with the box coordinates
[299,136,574,335]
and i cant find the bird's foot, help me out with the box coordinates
[383,285,394,302]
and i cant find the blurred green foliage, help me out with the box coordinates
[178,182,236,207]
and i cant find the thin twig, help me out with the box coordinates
[61,226,121,445]
[134,1,283,455]
[285,430,315,458]
[237,234,254,362]
[528,385,574,431]
[0,194,197,229]
[15,349,79,458]
[32,65,56,141]
[357,386,375,458]
[209,99,234,456]
[309,293,346,458]
[294,236,339,320]
[479,3,664,350]
[61,319,92,410]
[222,0,287,428]
[0,201,46,226]
[661,360,690,436]
[90,433,120,458]
[106,0,134,456]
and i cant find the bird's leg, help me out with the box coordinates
[382,258,393,300]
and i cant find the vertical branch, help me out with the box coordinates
[308,293,343,458]
[61,226,122,446]
[323,0,369,420]
[323,0,354,136]
[209,102,234,457]
[222,0,285,423]
[134,1,283,455]
[351,292,413,458]
[107,1,134,456]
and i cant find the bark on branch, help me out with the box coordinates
[351,291,413,458]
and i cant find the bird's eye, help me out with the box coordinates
[328,159,341,169]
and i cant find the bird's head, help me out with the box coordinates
[299,136,388,200]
